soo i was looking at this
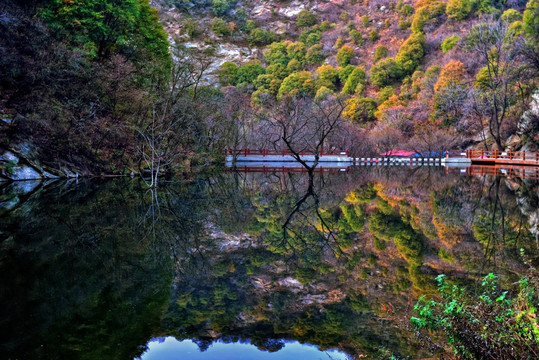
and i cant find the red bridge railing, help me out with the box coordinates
[466,150,539,166]
[225,149,350,157]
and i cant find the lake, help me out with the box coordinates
[0,164,537,359]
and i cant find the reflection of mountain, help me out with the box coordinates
[0,168,537,359]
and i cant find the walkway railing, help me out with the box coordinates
[227,165,349,173]
[466,150,539,166]
[225,149,349,157]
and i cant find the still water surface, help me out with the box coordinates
[0,165,537,359]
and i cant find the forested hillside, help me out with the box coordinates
[1,0,539,179]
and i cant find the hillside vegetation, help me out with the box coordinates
[1,0,539,179]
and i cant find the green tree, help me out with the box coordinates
[341,68,366,95]
[211,17,230,36]
[370,58,403,87]
[41,0,170,65]
[343,97,377,123]
[336,45,354,66]
[236,62,266,85]
[296,9,316,27]
[501,9,522,24]
[396,33,425,74]
[446,0,473,21]
[286,42,306,63]
[264,42,289,65]
[218,61,239,86]
[212,0,234,16]
[277,71,314,99]
[369,29,379,42]
[524,0,539,40]
[441,34,460,53]
[248,28,276,47]
[374,45,388,62]
[362,15,370,28]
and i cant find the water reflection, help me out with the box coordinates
[139,338,350,360]
[0,166,537,359]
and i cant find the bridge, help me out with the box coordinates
[225,149,539,167]
[465,150,539,166]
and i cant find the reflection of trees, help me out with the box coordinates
[0,179,208,360]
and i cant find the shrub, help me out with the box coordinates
[376,86,395,103]
[334,36,344,48]
[370,58,403,87]
[244,19,256,33]
[218,61,239,85]
[343,97,378,123]
[212,0,234,16]
[306,44,325,65]
[362,15,370,28]
[286,41,306,63]
[315,64,339,85]
[349,29,363,46]
[440,34,460,53]
[264,42,288,65]
[338,65,356,83]
[248,28,277,47]
[236,62,266,85]
[369,29,379,42]
[341,67,366,95]
[411,1,446,32]
[412,268,539,359]
[211,17,230,36]
[524,0,539,39]
[320,21,331,31]
[296,9,316,28]
[396,32,425,74]
[336,45,354,66]
[434,60,466,93]
[277,71,314,99]
[305,32,321,46]
[184,18,200,38]
[501,9,522,24]
[339,11,349,22]
[446,0,473,21]
[374,45,388,62]
[286,58,303,73]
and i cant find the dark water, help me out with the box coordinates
[0,165,537,359]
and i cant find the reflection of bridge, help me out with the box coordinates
[461,165,539,180]
[466,150,539,166]
[227,165,350,173]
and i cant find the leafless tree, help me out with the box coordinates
[259,95,346,174]
[464,21,527,149]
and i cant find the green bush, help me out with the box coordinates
[343,97,378,123]
[370,58,403,87]
[396,32,425,74]
[349,29,363,46]
[218,61,239,85]
[296,9,316,27]
[336,45,354,66]
[446,0,473,21]
[211,17,230,36]
[248,28,277,47]
[277,71,314,99]
[440,34,460,53]
[501,9,522,24]
[341,67,366,95]
[369,29,379,42]
[305,44,325,65]
[362,15,370,28]
[236,62,266,85]
[374,45,388,62]
[412,268,539,359]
